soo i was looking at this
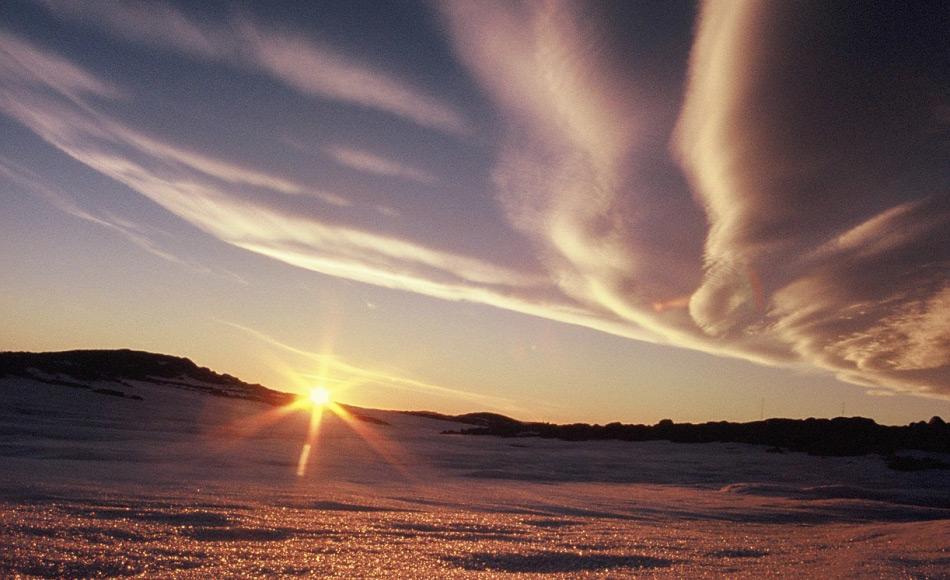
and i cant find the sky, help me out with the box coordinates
[1,0,947,425]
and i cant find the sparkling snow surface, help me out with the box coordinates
[1,378,948,577]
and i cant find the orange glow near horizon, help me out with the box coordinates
[296,384,332,477]
[296,402,324,477]
[329,402,416,481]
[290,374,416,479]
[200,335,456,480]
[308,386,332,406]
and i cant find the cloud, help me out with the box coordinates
[35,0,471,135]
[0,30,663,349]
[238,22,471,135]
[111,127,352,207]
[323,145,439,185]
[0,30,119,101]
[5,1,947,400]
[0,154,243,280]
[674,1,950,393]
[439,1,717,345]
[443,0,949,395]
[36,0,228,59]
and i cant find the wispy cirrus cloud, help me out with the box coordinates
[238,22,471,136]
[35,0,471,135]
[0,30,663,349]
[36,0,228,59]
[439,1,716,345]
[5,0,947,401]
[0,154,247,281]
[0,30,119,101]
[324,145,439,185]
[442,0,950,396]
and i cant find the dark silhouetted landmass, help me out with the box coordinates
[0,349,390,425]
[403,410,524,430]
[0,349,294,406]
[3,350,944,463]
[437,413,950,462]
[338,405,391,426]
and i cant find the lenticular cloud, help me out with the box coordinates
[443,0,949,396]
[674,1,950,394]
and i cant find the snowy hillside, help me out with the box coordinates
[1,351,948,577]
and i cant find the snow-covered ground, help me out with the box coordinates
[1,377,948,577]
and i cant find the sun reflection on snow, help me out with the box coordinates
[206,346,421,480]
[296,399,324,477]
[291,383,415,479]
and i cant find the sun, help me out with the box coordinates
[308,386,332,407]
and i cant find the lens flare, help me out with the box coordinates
[309,386,331,406]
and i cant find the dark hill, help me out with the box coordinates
[3,350,946,465]
[443,415,950,463]
[0,349,294,406]
[402,410,523,430]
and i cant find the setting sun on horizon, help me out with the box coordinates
[308,387,332,407]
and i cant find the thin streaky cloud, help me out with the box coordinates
[3,76,660,349]
[0,45,648,348]
[239,21,472,136]
[114,128,352,207]
[35,0,472,136]
[0,33,350,208]
[217,319,515,408]
[0,30,119,101]
[0,156,217,276]
[324,145,439,185]
[36,0,228,59]
[0,32,776,381]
